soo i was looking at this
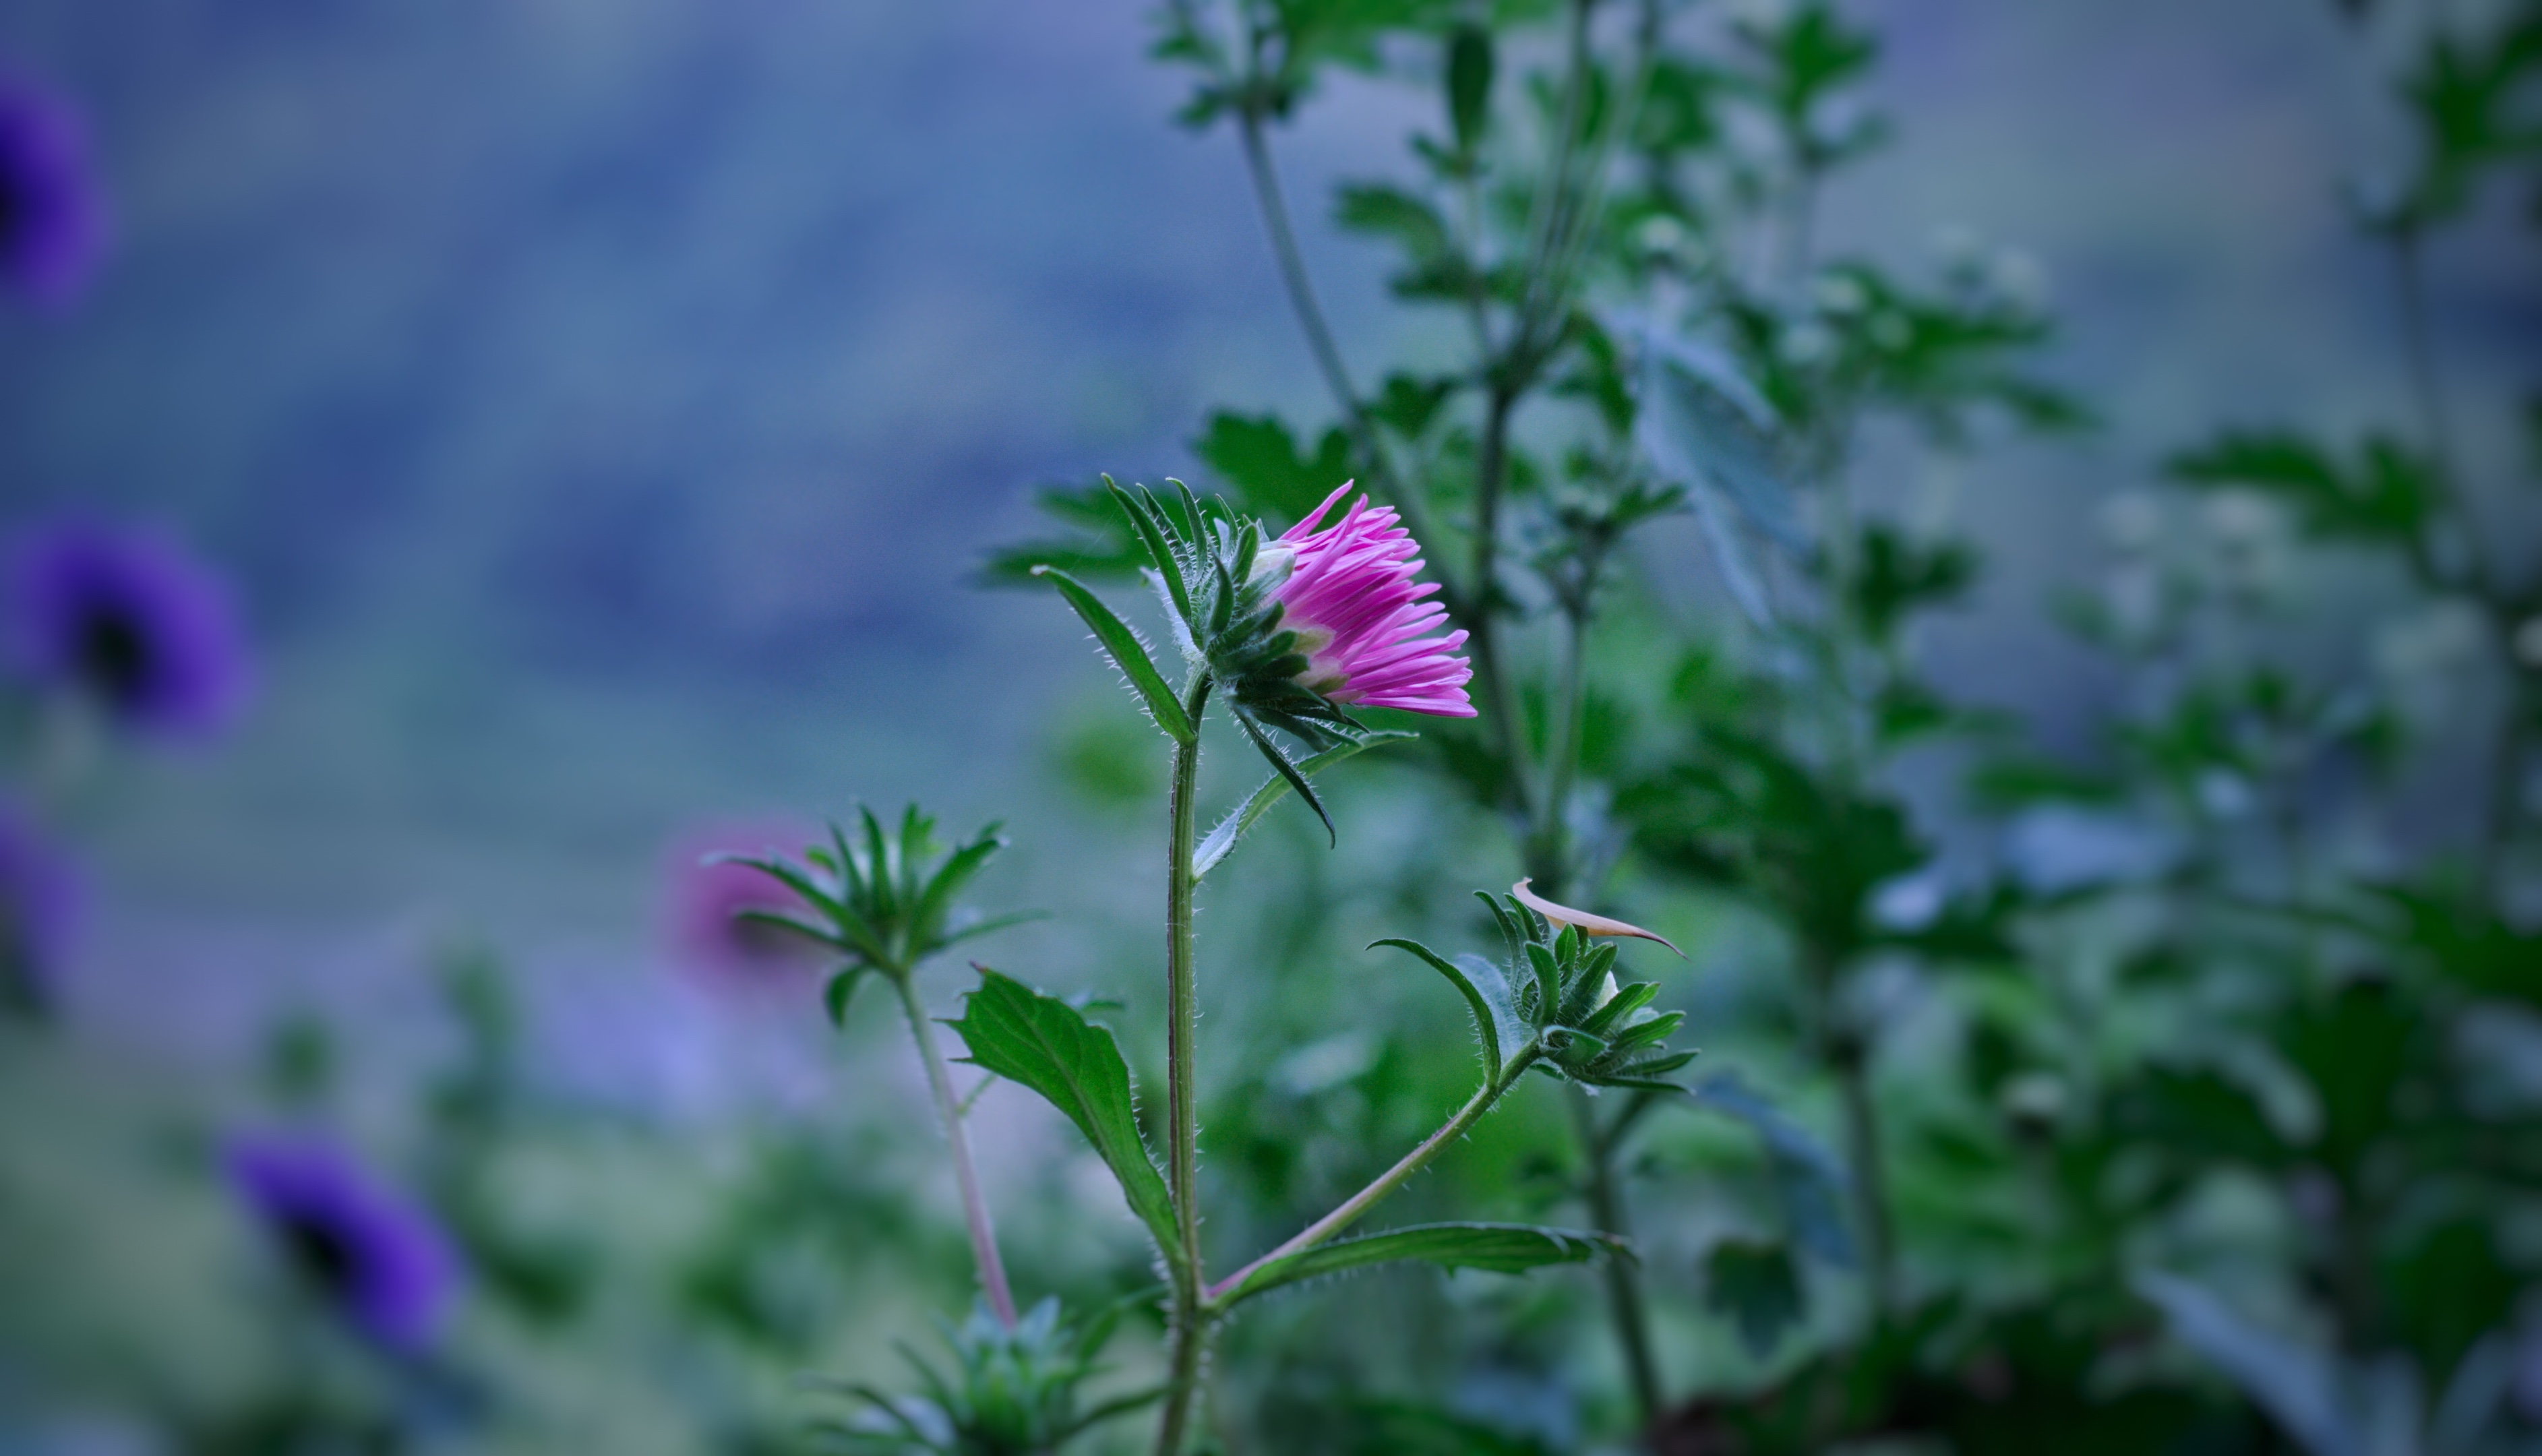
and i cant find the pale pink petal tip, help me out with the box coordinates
[1510,879,1685,957]
[1269,487,1474,720]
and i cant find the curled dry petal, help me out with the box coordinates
[1510,879,1685,957]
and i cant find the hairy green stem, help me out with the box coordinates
[894,973,1017,1328]
[1156,675,1214,1455]
[1571,1087,1662,1425]
[1208,1049,1541,1302]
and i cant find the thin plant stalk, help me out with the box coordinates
[1572,1088,1663,1423]
[1208,1049,1542,1301]
[1155,676,1215,1456]
[894,972,1019,1329]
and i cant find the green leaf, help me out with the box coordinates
[1192,412,1356,522]
[1369,938,1525,1086]
[1335,182,1451,260]
[1705,1239,1805,1358]
[1033,566,1195,744]
[947,970,1181,1261]
[1217,1223,1624,1306]
[1192,730,1416,878]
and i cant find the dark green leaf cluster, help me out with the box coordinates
[979,481,1150,584]
[810,1297,1157,1456]
[1624,709,1924,966]
[1379,892,1694,1091]
[721,807,1026,1023]
[1728,0,1885,171]
[1724,262,2086,447]
[2167,430,2438,547]
[2386,5,2542,228]
[1847,524,1978,644]
[1153,0,1459,129]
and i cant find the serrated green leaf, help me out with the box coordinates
[1033,566,1195,744]
[1216,1223,1624,1306]
[948,970,1182,1261]
[1192,730,1416,878]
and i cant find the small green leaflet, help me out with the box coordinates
[1217,1223,1625,1307]
[1192,730,1417,878]
[1032,566,1194,744]
[946,970,1182,1262]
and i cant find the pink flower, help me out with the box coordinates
[1262,483,1474,717]
[661,819,829,985]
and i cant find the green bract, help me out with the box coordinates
[719,806,1035,1025]
[1039,477,1402,842]
[1381,891,1697,1093]
[807,1296,1159,1456]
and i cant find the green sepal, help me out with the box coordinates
[1032,566,1196,744]
[1103,475,1193,626]
[1232,707,1335,845]
[1371,938,1525,1087]
[946,969,1182,1263]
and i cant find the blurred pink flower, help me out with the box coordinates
[1267,483,1474,717]
[661,820,829,984]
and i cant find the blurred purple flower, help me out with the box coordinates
[661,819,828,985]
[226,1132,460,1353]
[1265,483,1474,717]
[5,516,251,741]
[0,799,81,1013]
[0,68,109,309]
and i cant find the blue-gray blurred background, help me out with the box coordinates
[1,1,2537,1445]
[6,0,2529,1008]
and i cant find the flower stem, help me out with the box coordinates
[1155,676,1214,1456]
[892,971,1017,1329]
[1208,1050,1539,1304]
